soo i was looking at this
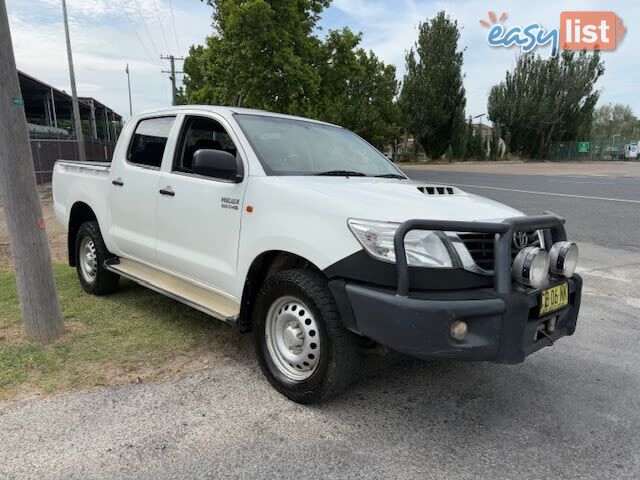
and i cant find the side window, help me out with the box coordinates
[128,116,175,168]
[174,116,238,174]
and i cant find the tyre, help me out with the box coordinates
[75,221,119,295]
[254,269,360,404]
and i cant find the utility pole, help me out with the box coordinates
[125,64,133,116]
[161,54,184,106]
[0,1,64,343]
[61,0,86,162]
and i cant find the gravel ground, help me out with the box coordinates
[0,185,67,265]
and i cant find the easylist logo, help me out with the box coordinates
[560,12,625,51]
[482,11,626,56]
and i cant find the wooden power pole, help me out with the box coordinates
[161,54,184,106]
[0,1,64,342]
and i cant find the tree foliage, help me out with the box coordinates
[182,0,327,114]
[591,103,640,141]
[464,117,485,159]
[316,29,399,148]
[488,50,604,158]
[398,11,466,159]
[181,0,399,148]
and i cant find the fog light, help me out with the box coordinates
[549,241,578,278]
[450,320,468,341]
[512,246,550,289]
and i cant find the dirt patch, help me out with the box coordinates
[0,321,85,347]
[0,184,68,266]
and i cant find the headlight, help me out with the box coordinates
[549,241,578,278]
[512,246,550,288]
[347,219,453,268]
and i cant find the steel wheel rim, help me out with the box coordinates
[79,236,98,283]
[265,296,321,381]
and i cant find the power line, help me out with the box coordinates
[152,0,171,54]
[117,0,157,64]
[169,0,181,54]
[131,0,160,58]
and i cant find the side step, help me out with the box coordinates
[105,258,240,324]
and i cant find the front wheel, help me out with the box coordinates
[254,269,360,404]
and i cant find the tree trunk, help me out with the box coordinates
[0,1,64,343]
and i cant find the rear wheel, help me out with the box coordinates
[254,269,360,404]
[75,221,119,295]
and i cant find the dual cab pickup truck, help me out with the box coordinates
[53,106,582,403]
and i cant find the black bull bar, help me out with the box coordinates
[393,214,567,296]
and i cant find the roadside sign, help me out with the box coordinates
[578,142,590,153]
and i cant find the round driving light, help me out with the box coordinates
[512,246,550,289]
[549,241,578,278]
[450,320,468,341]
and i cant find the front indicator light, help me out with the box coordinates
[512,246,550,289]
[549,241,578,278]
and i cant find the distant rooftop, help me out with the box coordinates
[18,70,121,142]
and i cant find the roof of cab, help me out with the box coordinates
[133,105,340,128]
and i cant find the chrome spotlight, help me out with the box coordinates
[512,246,550,289]
[549,241,578,278]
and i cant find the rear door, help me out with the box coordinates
[155,114,247,296]
[108,116,177,264]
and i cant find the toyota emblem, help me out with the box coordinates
[513,231,529,249]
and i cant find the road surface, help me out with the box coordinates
[405,167,640,251]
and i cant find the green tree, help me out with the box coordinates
[316,28,399,148]
[488,50,604,158]
[591,103,640,140]
[489,125,500,160]
[182,2,399,147]
[182,0,328,115]
[464,117,485,159]
[398,11,466,159]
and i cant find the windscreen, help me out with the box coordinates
[235,114,404,177]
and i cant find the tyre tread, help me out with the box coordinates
[75,221,119,295]
[254,268,360,404]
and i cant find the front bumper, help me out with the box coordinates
[330,276,582,364]
[328,214,583,364]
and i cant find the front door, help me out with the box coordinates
[155,115,247,296]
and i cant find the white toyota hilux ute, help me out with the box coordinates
[53,106,582,403]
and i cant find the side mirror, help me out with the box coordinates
[192,149,243,182]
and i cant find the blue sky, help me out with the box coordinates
[7,0,639,122]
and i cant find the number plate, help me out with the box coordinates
[539,283,569,316]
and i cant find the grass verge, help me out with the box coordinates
[0,264,227,401]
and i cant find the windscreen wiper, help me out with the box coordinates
[316,170,367,177]
[374,173,407,179]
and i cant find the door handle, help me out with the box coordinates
[112,178,124,187]
[159,187,175,197]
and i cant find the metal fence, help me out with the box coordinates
[548,140,636,161]
[30,136,115,184]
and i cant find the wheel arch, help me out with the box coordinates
[237,250,323,333]
[67,201,98,266]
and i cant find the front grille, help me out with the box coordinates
[458,231,542,271]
